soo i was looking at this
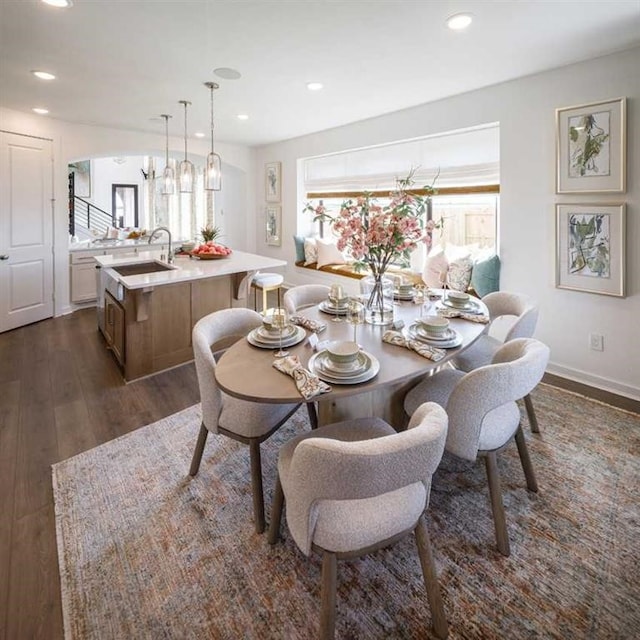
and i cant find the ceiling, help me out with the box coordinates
[1,1,639,147]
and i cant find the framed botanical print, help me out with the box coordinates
[556,97,626,193]
[265,161,281,202]
[265,205,281,246]
[555,203,625,297]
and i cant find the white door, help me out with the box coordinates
[0,131,54,332]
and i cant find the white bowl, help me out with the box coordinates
[418,316,450,335]
[447,291,470,307]
[326,340,360,364]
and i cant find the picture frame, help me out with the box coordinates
[265,205,281,246]
[70,159,91,198]
[555,203,625,297]
[556,97,626,193]
[265,161,281,202]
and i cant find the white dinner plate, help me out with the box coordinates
[319,300,348,315]
[256,324,297,342]
[247,325,306,349]
[408,323,463,348]
[309,350,380,384]
[318,350,370,377]
[413,325,457,342]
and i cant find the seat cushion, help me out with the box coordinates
[404,368,464,417]
[252,273,283,288]
[219,393,298,438]
[452,334,502,372]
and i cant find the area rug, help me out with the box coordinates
[53,384,640,639]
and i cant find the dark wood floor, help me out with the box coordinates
[0,308,200,639]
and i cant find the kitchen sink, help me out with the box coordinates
[111,262,175,276]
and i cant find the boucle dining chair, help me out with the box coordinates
[283,284,330,316]
[452,291,542,433]
[405,338,549,557]
[190,308,301,533]
[268,403,449,640]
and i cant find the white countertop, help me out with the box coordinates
[95,250,286,290]
[69,238,180,253]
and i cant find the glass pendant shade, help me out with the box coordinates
[178,159,195,193]
[204,151,222,191]
[204,81,222,191]
[160,114,175,195]
[161,164,175,195]
[178,100,194,193]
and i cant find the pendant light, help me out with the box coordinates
[160,114,175,195]
[204,81,222,191]
[178,100,195,193]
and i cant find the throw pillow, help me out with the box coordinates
[293,235,306,263]
[422,250,449,288]
[447,255,474,292]
[471,253,501,298]
[303,237,318,266]
[316,238,347,269]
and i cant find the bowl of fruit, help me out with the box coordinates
[190,241,233,259]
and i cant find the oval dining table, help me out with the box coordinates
[215,292,489,429]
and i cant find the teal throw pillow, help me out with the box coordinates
[293,235,306,263]
[471,254,501,298]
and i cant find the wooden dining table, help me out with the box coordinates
[215,292,489,428]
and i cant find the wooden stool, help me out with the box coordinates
[251,272,283,313]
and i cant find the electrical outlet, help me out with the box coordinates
[589,333,604,351]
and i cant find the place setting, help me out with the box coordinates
[393,281,416,301]
[308,339,380,385]
[246,308,306,353]
[318,283,349,320]
[437,290,490,323]
[406,315,463,348]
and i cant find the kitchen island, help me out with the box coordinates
[94,250,286,381]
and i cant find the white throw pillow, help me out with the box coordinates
[422,250,449,288]
[316,238,346,269]
[303,237,318,266]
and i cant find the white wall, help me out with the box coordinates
[252,46,640,400]
[0,107,254,316]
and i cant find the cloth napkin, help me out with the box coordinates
[382,331,446,362]
[273,355,331,400]
[290,315,327,333]
[437,308,490,323]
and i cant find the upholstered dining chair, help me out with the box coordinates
[405,338,550,557]
[190,308,301,533]
[452,291,542,432]
[283,284,330,315]
[268,403,449,640]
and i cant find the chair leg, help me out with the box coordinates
[307,402,319,430]
[484,452,510,557]
[415,517,448,639]
[249,439,266,534]
[262,288,268,314]
[319,552,337,640]
[188,423,209,477]
[524,393,540,433]
[515,425,539,492]
[268,475,284,545]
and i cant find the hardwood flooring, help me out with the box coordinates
[0,309,200,639]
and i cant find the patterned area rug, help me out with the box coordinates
[52,384,640,639]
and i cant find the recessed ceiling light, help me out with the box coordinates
[33,107,49,115]
[194,132,205,138]
[237,114,249,121]
[41,0,73,7]
[446,13,473,30]
[214,67,242,80]
[307,82,323,91]
[32,70,56,80]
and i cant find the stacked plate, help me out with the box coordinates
[309,350,380,384]
[247,324,306,349]
[441,297,482,313]
[393,287,415,301]
[408,323,463,348]
[319,300,348,316]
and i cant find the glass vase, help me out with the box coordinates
[360,275,394,326]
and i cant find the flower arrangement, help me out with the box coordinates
[305,169,440,323]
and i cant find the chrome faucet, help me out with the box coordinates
[148,226,173,263]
